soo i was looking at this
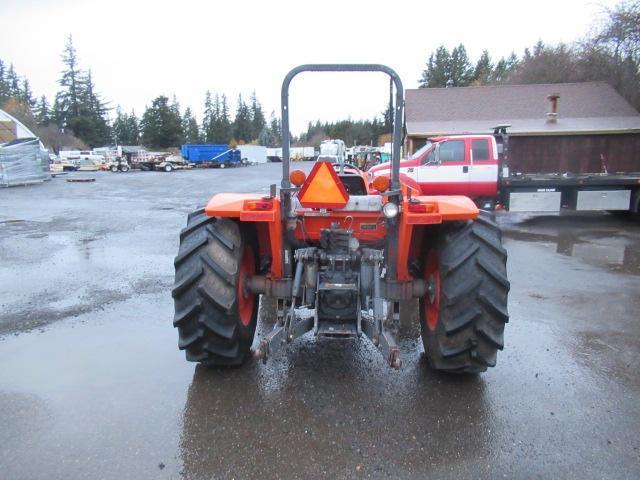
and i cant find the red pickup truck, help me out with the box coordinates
[370,134,499,200]
[369,132,640,214]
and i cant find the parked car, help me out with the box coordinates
[76,158,100,171]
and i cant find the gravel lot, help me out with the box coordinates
[1,164,639,479]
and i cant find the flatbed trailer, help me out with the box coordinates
[500,172,640,213]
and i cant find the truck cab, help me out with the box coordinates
[370,134,500,199]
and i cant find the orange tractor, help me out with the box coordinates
[172,65,509,372]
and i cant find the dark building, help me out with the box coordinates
[405,82,640,174]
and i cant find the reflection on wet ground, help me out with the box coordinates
[1,169,639,479]
[501,212,640,275]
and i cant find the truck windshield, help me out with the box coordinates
[408,142,433,160]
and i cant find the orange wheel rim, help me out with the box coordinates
[237,245,256,327]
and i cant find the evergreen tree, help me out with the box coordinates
[54,36,110,146]
[449,44,474,86]
[126,110,140,144]
[34,95,50,126]
[419,45,451,87]
[79,69,110,145]
[113,108,140,145]
[269,111,282,147]
[249,91,266,141]
[473,50,493,85]
[58,36,81,119]
[182,107,200,143]
[202,90,214,141]
[382,102,393,133]
[140,95,183,149]
[112,108,128,144]
[233,93,252,143]
[20,79,35,107]
[6,64,20,97]
[258,126,274,146]
[0,59,8,101]
[51,94,65,127]
[219,94,232,142]
[491,52,519,83]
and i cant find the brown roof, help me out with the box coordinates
[405,82,640,136]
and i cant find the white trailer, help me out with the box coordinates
[238,145,268,164]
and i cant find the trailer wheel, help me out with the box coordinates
[219,163,226,169]
[164,164,173,172]
[420,210,510,373]
[172,209,258,366]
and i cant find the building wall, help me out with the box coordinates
[509,133,640,174]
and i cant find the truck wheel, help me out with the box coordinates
[110,165,118,173]
[172,209,258,366]
[420,210,510,373]
[164,164,173,172]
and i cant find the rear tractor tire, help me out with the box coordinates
[420,210,510,373]
[172,209,258,366]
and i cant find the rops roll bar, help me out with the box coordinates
[280,64,404,191]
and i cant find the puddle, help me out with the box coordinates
[502,215,640,275]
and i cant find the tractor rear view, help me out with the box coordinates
[172,65,509,373]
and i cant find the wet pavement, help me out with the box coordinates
[1,164,639,479]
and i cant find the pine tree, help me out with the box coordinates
[6,64,20,97]
[202,90,214,141]
[140,95,184,149]
[55,36,110,146]
[419,45,451,88]
[258,126,274,146]
[51,94,65,127]
[449,44,474,86]
[80,69,110,146]
[112,108,127,144]
[473,50,493,85]
[491,52,519,83]
[233,93,252,143]
[208,94,232,144]
[113,108,140,145]
[20,79,35,107]
[382,102,393,133]
[126,110,140,145]
[170,95,185,145]
[249,91,266,141]
[182,107,200,143]
[59,36,81,119]
[269,111,282,146]
[34,95,51,126]
[0,59,8,101]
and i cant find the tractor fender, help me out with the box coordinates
[205,193,283,277]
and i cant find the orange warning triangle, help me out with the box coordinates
[298,161,349,209]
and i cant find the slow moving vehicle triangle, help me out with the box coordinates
[298,161,349,209]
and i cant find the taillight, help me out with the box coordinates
[407,202,437,213]
[245,200,273,211]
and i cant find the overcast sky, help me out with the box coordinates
[1,0,620,133]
